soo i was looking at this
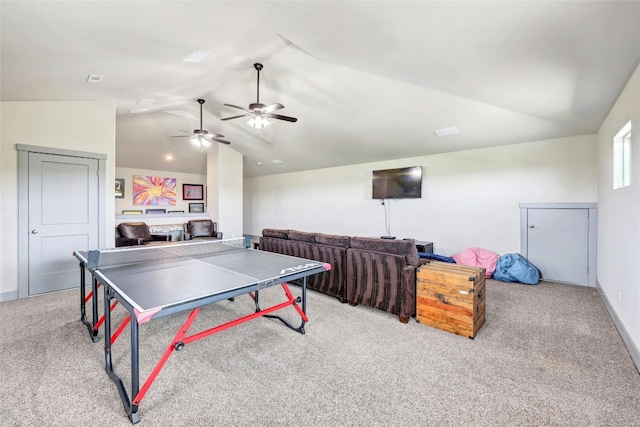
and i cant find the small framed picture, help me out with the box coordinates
[115,178,125,198]
[189,203,205,213]
[183,184,204,200]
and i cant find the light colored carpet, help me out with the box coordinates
[1,279,639,426]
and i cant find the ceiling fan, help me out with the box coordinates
[174,99,230,151]
[222,63,297,130]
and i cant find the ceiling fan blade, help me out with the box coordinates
[213,138,231,145]
[177,129,192,134]
[224,104,249,111]
[172,135,192,138]
[268,113,298,123]
[221,114,250,121]
[204,133,227,142]
[262,103,284,113]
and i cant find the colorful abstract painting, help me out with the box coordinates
[133,175,176,206]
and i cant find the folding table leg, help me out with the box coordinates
[103,285,140,424]
[90,276,100,342]
[79,261,93,338]
[262,279,308,334]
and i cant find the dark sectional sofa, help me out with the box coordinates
[260,229,425,323]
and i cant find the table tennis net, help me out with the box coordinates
[86,238,247,270]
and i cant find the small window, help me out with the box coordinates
[613,121,631,189]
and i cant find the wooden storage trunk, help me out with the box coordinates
[416,261,486,338]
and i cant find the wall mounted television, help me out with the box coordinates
[372,166,423,199]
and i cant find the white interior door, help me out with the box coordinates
[28,152,99,295]
[526,208,590,285]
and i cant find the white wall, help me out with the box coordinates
[0,100,116,298]
[115,167,206,213]
[208,144,243,239]
[596,64,640,364]
[244,134,597,256]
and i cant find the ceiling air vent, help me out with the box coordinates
[182,51,211,63]
[86,74,103,83]
[434,127,459,137]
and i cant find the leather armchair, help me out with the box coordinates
[115,222,172,247]
[183,220,223,241]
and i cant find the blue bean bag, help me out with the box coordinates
[493,253,540,285]
[418,252,456,263]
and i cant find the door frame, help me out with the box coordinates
[519,202,597,286]
[17,144,107,298]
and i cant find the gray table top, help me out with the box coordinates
[92,248,327,318]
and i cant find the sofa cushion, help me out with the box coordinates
[262,228,289,239]
[287,230,316,243]
[312,244,348,299]
[117,222,151,242]
[348,237,419,266]
[315,233,350,248]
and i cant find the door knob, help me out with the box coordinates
[529,225,535,228]
[31,229,39,234]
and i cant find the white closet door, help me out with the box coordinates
[28,152,99,295]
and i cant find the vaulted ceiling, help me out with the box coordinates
[2,1,639,177]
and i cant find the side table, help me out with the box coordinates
[415,241,433,253]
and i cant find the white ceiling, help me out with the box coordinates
[2,1,639,177]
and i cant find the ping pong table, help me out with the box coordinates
[76,238,330,423]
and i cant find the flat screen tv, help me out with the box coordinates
[372,166,422,199]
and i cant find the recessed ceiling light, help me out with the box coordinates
[272,159,284,164]
[128,108,148,114]
[256,161,263,166]
[136,98,155,105]
[182,50,211,63]
[164,154,174,161]
[434,127,459,137]
[86,74,103,83]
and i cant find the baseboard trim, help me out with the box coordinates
[0,290,18,302]
[596,281,640,375]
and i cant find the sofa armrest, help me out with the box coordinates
[399,264,418,322]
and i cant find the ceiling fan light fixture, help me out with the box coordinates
[190,134,211,152]
[222,63,297,129]
[248,115,270,129]
[173,98,230,149]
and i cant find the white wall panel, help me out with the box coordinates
[244,134,597,257]
[115,167,206,214]
[1,100,115,298]
[596,64,640,365]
